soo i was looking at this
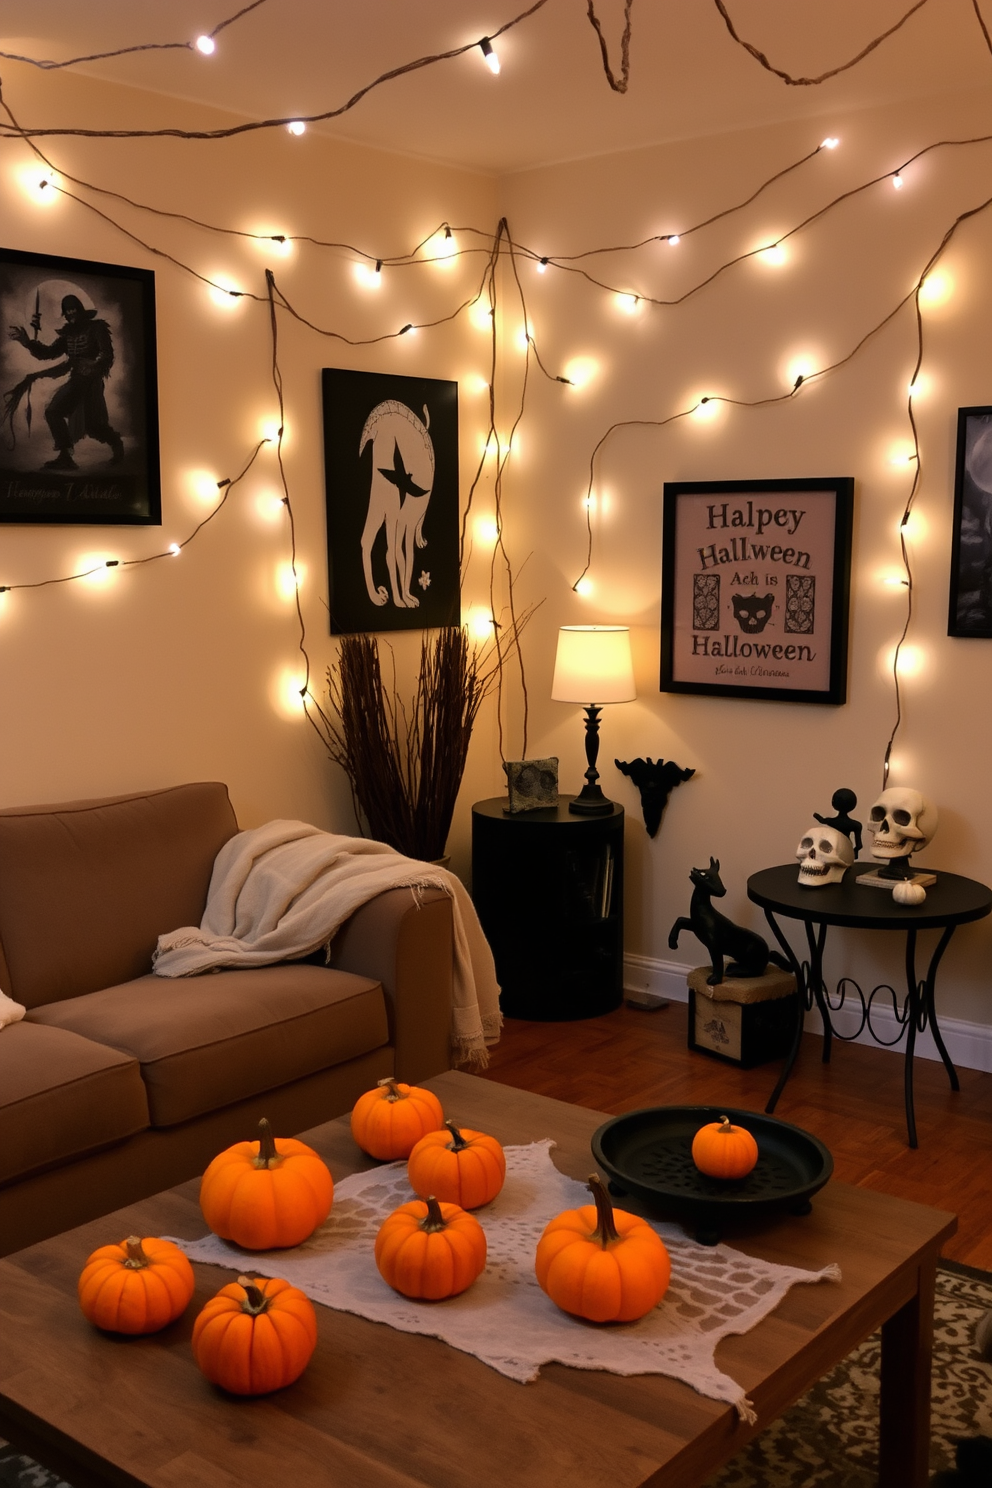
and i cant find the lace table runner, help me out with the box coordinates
[172,1140,839,1421]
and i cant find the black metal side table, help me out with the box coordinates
[471,796,624,1020]
[747,863,992,1147]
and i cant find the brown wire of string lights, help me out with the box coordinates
[711,0,937,87]
[567,184,992,781]
[0,0,553,141]
[0,438,271,595]
[3,82,989,776]
[517,131,992,306]
[586,0,634,94]
[5,0,982,142]
[0,0,269,70]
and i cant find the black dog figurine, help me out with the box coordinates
[615,757,694,838]
[669,857,788,985]
[930,1435,992,1486]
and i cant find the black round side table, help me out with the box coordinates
[471,796,624,1020]
[747,863,992,1147]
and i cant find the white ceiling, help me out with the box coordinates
[1,1,988,173]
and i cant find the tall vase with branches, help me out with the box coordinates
[314,627,499,862]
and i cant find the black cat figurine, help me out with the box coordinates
[669,857,789,985]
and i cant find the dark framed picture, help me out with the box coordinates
[0,246,160,524]
[322,367,459,634]
[661,477,854,705]
[948,406,992,637]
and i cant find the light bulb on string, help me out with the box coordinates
[479,37,500,74]
[574,577,595,597]
[820,137,840,150]
[892,173,904,190]
[666,235,680,246]
[473,516,499,547]
[467,606,495,641]
[169,543,181,557]
[207,279,245,309]
[194,34,215,55]
[354,260,382,289]
[18,165,59,205]
[536,257,549,274]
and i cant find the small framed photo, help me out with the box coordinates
[661,477,854,705]
[948,406,992,637]
[0,246,160,524]
[502,758,559,813]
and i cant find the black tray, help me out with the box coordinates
[591,1105,833,1244]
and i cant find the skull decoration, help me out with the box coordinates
[867,788,938,861]
[796,825,854,887]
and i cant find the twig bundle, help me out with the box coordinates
[316,628,495,862]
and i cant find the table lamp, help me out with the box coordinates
[552,625,636,814]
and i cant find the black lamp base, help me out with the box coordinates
[569,784,615,815]
[568,703,615,814]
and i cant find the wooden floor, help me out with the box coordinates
[479,1000,992,1270]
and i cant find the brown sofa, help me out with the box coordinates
[0,782,454,1256]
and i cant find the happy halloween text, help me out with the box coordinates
[697,504,812,571]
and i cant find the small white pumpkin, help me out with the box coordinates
[892,879,927,906]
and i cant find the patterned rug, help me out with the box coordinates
[705,1261,992,1486]
[1,1264,989,1487]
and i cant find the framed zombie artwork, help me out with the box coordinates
[322,367,459,634]
[0,246,160,524]
[660,477,854,705]
[948,406,992,637]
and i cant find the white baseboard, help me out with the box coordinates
[623,953,992,1074]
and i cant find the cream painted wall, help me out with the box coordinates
[497,85,992,1028]
[3,64,992,1030]
[0,67,500,882]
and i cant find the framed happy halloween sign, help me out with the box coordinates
[661,477,854,705]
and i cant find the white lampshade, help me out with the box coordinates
[551,626,636,704]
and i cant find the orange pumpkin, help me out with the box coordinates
[691,1115,759,1180]
[535,1174,671,1323]
[351,1078,444,1160]
[78,1235,195,1335]
[374,1194,487,1299]
[407,1120,506,1209]
[199,1117,333,1249]
[192,1274,317,1395]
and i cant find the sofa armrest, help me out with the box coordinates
[329,887,453,1084]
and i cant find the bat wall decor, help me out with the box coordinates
[615,757,695,837]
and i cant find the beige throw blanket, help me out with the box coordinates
[152,821,502,1067]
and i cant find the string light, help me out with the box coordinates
[287,120,306,137]
[194,35,216,56]
[821,137,840,149]
[3,31,983,792]
[893,173,904,189]
[479,37,501,74]
[537,257,549,273]
[168,543,181,557]
[666,235,681,246]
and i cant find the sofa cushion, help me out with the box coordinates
[0,782,239,1010]
[0,1022,150,1186]
[28,965,389,1127]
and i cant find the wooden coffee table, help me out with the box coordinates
[0,1072,954,1488]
